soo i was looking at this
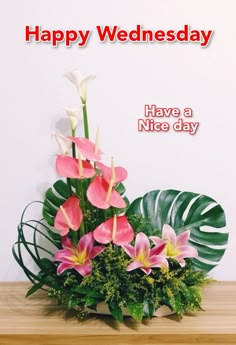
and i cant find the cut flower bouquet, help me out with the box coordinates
[13,69,228,322]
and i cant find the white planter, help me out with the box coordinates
[86,302,174,317]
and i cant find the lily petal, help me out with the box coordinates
[54,196,83,236]
[135,232,150,258]
[175,245,198,260]
[162,224,177,245]
[77,232,94,258]
[148,255,169,268]
[57,262,73,275]
[56,155,95,179]
[96,161,128,185]
[150,242,166,256]
[149,236,163,245]
[141,267,152,275]
[74,261,92,277]
[176,230,190,246]
[90,245,106,259]
[69,137,102,161]
[53,249,74,263]
[126,261,143,272]
[121,244,135,258]
[62,236,73,249]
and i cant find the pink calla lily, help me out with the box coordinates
[54,196,83,236]
[69,137,103,161]
[96,161,128,186]
[150,224,198,267]
[93,215,134,245]
[53,233,106,276]
[56,155,95,179]
[87,176,126,209]
[121,232,168,275]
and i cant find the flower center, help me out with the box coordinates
[73,250,86,265]
[165,242,180,258]
[136,252,150,268]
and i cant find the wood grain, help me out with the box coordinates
[0,281,235,345]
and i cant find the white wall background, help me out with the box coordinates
[1,0,235,281]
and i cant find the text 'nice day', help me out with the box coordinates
[138,105,199,135]
[25,25,213,48]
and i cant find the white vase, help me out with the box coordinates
[86,302,174,317]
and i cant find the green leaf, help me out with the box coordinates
[168,293,182,314]
[126,189,227,272]
[72,286,103,298]
[39,258,54,271]
[127,303,144,321]
[115,183,126,195]
[85,296,98,307]
[53,180,71,199]
[108,302,123,322]
[143,300,154,318]
[42,179,72,227]
[26,280,46,298]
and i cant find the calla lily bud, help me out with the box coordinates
[64,69,96,103]
[54,134,72,155]
[64,105,84,131]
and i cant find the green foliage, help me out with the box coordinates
[126,189,228,272]
[13,190,219,322]
[46,246,208,321]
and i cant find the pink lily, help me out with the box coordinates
[96,161,128,186]
[87,176,126,209]
[93,215,134,245]
[121,232,168,275]
[53,233,106,276]
[54,196,83,236]
[150,224,198,267]
[56,155,95,179]
[69,137,103,161]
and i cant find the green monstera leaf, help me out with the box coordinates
[42,180,72,227]
[126,189,227,273]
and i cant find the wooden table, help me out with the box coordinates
[0,281,235,345]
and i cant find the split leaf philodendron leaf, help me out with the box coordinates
[126,189,227,273]
[43,180,72,226]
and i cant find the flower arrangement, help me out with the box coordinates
[13,69,228,322]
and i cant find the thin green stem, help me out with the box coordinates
[71,231,77,245]
[72,128,76,158]
[82,102,89,139]
[67,178,72,194]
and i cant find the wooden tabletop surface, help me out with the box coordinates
[0,281,235,345]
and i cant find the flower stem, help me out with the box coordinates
[71,231,77,245]
[82,103,89,139]
[67,178,72,194]
[72,128,76,158]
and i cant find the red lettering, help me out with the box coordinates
[25,25,40,42]
[96,26,118,42]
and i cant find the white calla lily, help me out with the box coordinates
[64,69,96,103]
[54,134,72,155]
[64,105,84,131]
